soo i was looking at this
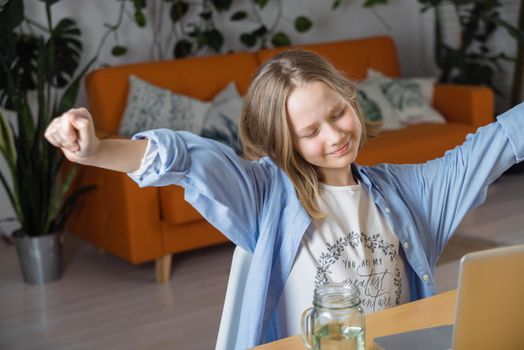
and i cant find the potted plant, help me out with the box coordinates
[0,0,121,284]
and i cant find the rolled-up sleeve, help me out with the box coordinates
[128,129,191,186]
[126,129,271,251]
[128,139,158,180]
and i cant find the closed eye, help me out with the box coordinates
[304,129,319,138]
[332,107,346,120]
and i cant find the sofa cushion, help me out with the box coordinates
[85,52,259,133]
[357,123,477,165]
[118,75,210,137]
[119,77,244,155]
[367,69,446,126]
[201,82,243,154]
[356,78,404,131]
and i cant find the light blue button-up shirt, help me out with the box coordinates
[129,103,523,349]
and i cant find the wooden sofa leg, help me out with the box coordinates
[155,254,172,283]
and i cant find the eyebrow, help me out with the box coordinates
[297,102,345,134]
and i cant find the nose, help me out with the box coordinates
[324,122,345,146]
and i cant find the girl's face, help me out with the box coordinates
[286,81,362,186]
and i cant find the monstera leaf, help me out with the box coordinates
[0,0,24,33]
[0,0,100,237]
[0,33,39,109]
[46,18,82,88]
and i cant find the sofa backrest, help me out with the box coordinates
[256,36,400,81]
[85,52,259,133]
[85,35,400,133]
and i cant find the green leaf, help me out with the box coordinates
[0,110,15,172]
[332,0,342,9]
[0,34,40,108]
[252,25,268,37]
[271,32,291,47]
[174,39,192,58]
[363,0,388,7]
[35,38,47,146]
[52,183,95,232]
[48,18,83,88]
[133,0,146,9]
[199,10,212,20]
[231,11,247,21]
[196,34,206,49]
[44,165,77,234]
[0,168,21,225]
[0,0,24,32]
[211,0,232,11]
[204,29,224,52]
[135,10,146,27]
[14,35,40,90]
[18,96,35,148]
[38,0,61,6]
[170,1,189,23]
[240,33,256,48]
[254,0,269,8]
[294,16,312,33]
[111,45,128,56]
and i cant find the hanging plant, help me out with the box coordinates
[359,0,524,93]
[231,0,313,50]
[119,0,314,59]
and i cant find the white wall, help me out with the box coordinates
[0,0,518,229]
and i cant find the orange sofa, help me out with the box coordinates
[68,36,493,282]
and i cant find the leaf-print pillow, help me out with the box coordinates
[118,75,210,137]
[356,79,404,131]
[367,69,446,125]
[200,82,243,155]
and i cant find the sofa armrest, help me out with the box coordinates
[433,84,494,128]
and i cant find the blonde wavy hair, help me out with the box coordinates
[240,50,381,219]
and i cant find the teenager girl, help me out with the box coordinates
[45,50,524,349]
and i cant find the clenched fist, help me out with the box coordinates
[44,108,101,164]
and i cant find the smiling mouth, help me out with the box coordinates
[330,140,351,156]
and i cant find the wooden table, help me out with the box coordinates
[252,289,457,350]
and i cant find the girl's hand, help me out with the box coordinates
[44,108,101,164]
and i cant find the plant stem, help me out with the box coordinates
[369,7,392,32]
[268,0,282,34]
[95,0,126,60]
[45,3,53,32]
[249,0,264,25]
[23,17,49,33]
[150,0,165,60]
[45,2,54,125]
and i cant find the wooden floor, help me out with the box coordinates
[1,172,523,350]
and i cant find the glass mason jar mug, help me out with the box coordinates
[301,283,365,350]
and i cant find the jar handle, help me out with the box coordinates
[301,307,315,349]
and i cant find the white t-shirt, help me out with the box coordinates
[276,182,410,338]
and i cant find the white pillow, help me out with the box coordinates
[356,78,404,131]
[200,82,243,154]
[367,69,446,125]
[118,75,210,137]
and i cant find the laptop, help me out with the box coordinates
[373,244,524,350]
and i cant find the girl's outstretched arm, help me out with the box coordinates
[44,108,148,173]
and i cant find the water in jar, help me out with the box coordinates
[313,322,364,350]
